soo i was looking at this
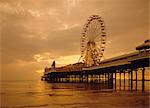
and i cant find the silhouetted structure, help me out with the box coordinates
[136,39,150,51]
[42,40,149,92]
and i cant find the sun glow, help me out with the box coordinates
[33,53,81,67]
[56,55,80,66]
[36,69,44,75]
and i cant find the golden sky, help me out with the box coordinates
[0,0,149,80]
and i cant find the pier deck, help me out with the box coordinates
[42,39,150,92]
[43,49,149,91]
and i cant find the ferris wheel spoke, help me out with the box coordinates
[91,20,99,39]
[94,24,105,37]
[88,20,94,40]
[89,19,98,39]
[94,31,106,40]
[93,27,102,39]
[93,25,104,40]
[93,18,102,34]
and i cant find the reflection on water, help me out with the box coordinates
[1,80,150,108]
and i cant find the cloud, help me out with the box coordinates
[0,0,148,80]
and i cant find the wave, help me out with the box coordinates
[1,104,49,108]
[48,93,73,96]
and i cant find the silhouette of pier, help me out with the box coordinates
[42,40,150,92]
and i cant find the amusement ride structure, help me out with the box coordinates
[80,15,106,67]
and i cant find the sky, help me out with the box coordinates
[0,0,149,80]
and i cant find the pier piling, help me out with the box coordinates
[142,68,145,92]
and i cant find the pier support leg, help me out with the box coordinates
[108,73,110,87]
[115,72,117,90]
[131,70,133,91]
[135,69,138,91]
[71,75,73,83]
[120,72,121,90]
[124,70,125,90]
[105,73,107,84]
[62,77,64,83]
[91,75,93,83]
[128,71,130,90]
[86,74,88,83]
[99,74,101,83]
[109,73,113,89]
[67,75,69,82]
[77,75,79,82]
[74,75,76,83]
[142,68,145,92]
[81,75,83,83]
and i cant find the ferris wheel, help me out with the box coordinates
[80,15,106,67]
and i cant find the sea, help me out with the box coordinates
[0,79,150,108]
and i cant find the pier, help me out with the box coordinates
[42,40,149,91]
